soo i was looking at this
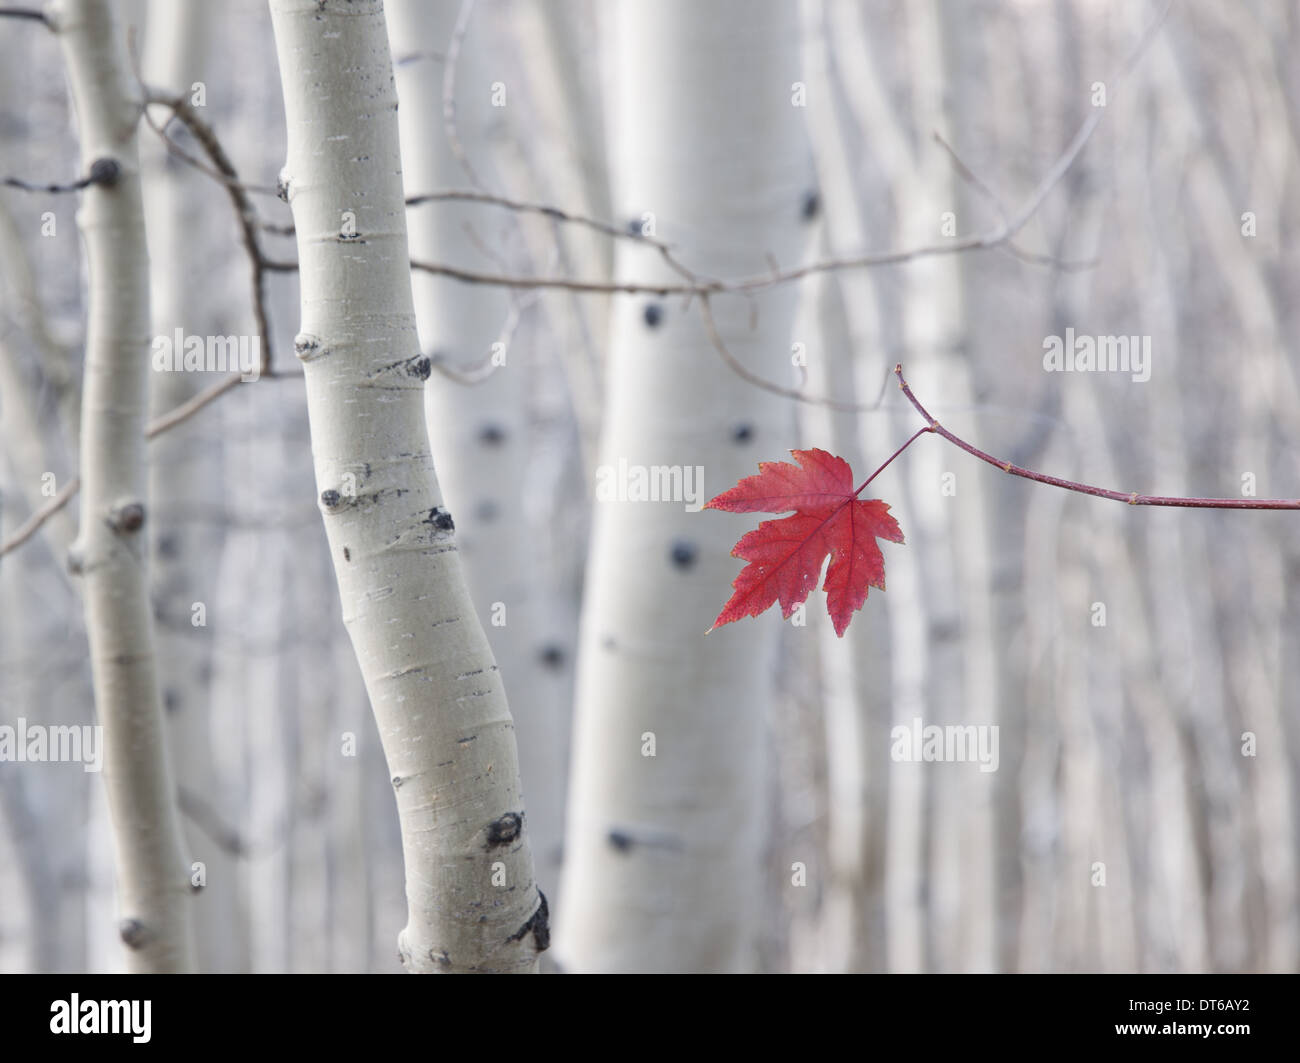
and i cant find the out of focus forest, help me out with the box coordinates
[1,0,1298,973]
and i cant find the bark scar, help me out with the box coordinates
[507,890,550,952]
[486,811,523,847]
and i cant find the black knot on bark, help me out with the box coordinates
[539,643,565,669]
[88,157,120,187]
[669,539,697,569]
[108,501,145,534]
[800,189,821,221]
[486,811,523,847]
[478,423,507,447]
[732,423,754,444]
[118,918,150,949]
[643,302,664,329]
[426,506,454,531]
[507,890,550,952]
[320,489,341,510]
[293,333,321,360]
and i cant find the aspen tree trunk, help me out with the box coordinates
[557,0,809,972]
[52,0,195,973]
[900,0,998,974]
[268,0,543,974]
[1156,14,1299,969]
[0,194,92,970]
[1120,38,1249,970]
[799,0,906,971]
[386,0,566,903]
[139,0,244,974]
[0,204,79,561]
[515,0,612,456]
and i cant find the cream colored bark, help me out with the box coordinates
[139,0,246,974]
[798,0,902,972]
[268,0,543,974]
[52,0,195,973]
[557,0,809,972]
[386,0,566,904]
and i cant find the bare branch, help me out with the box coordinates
[0,370,303,559]
[140,90,276,375]
[896,364,1300,510]
[2,157,119,193]
[0,6,49,27]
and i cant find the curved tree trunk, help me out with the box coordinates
[268,0,544,974]
[386,0,566,905]
[55,0,195,973]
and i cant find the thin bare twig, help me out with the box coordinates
[442,0,483,190]
[0,6,48,27]
[0,370,303,558]
[895,364,1300,510]
[931,131,1097,272]
[428,296,532,386]
[140,91,276,376]
[406,186,698,279]
[0,477,79,556]
[2,157,120,194]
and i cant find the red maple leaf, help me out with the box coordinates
[705,448,904,637]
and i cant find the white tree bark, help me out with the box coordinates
[138,0,247,974]
[268,0,544,974]
[52,0,195,973]
[386,0,566,905]
[799,0,903,971]
[557,0,809,972]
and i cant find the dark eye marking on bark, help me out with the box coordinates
[367,353,431,383]
[88,157,120,187]
[424,506,454,531]
[342,546,351,562]
[539,643,565,669]
[479,423,507,446]
[643,302,664,328]
[669,540,697,569]
[507,890,550,952]
[118,918,150,950]
[732,423,754,444]
[607,826,685,854]
[486,811,524,847]
[800,188,821,221]
[107,500,145,534]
